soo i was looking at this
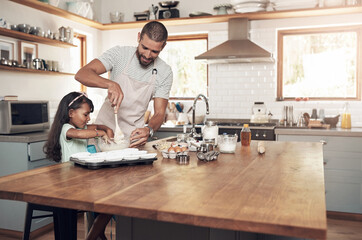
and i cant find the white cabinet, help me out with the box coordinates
[276,134,362,214]
[0,141,57,232]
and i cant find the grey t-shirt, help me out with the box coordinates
[98,46,173,99]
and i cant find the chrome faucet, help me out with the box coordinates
[190,94,209,139]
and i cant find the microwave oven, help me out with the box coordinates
[0,101,50,134]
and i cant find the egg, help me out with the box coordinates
[168,147,175,153]
[181,146,188,152]
[174,146,182,153]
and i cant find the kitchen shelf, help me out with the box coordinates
[10,0,362,30]
[0,65,75,76]
[0,28,76,48]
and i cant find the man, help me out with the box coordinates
[75,21,172,148]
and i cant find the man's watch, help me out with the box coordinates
[146,125,154,138]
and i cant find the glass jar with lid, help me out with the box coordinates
[202,121,219,145]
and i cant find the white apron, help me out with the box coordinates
[95,52,156,137]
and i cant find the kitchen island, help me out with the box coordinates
[0,140,326,240]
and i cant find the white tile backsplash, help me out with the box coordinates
[201,14,362,127]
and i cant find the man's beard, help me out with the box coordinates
[136,49,154,67]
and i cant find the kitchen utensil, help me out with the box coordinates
[114,110,125,142]
[297,112,306,127]
[319,109,325,120]
[217,134,237,153]
[32,58,44,70]
[303,112,310,126]
[97,137,129,152]
[311,108,318,119]
[175,102,183,112]
[341,102,351,129]
[189,12,212,17]
[0,58,8,65]
[149,4,159,20]
[197,143,214,153]
[323,115,339,128]
[10,24,18,31]
[213,4,232,15]
[110,11,124,23]
[59,26,66,41]
[158,1,179,8]
[176,154,189,164]
[66,1,93,19]
[17,24,31,33]
[187,113,205,125]
[202,121,219,144]
[30,26,42,36]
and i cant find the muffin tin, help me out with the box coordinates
[70,148,158,169]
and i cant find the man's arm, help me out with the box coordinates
[74,59,123,113]
[129,98,168,147]
[148,97,168,132]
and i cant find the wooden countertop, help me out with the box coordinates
[0,141,326,239]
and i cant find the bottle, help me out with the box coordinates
[241,124,251,147]
[341,102,351,129]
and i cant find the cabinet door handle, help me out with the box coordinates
[320,140,327,145]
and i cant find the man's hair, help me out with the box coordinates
[140,21,168,44]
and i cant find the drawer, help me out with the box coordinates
[277,135,362,153]
[28,158,56,170]
[324,151,362,171]
[28,141,46,161]
[325,169,362,184]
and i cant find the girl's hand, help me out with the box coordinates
[101,134,112,144]
[106,127,114,139]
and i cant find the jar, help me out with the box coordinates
[202,121,219,144]
[241,124,251,147]
[341,102,351,129]
[217,134,237,153]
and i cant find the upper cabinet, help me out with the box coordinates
[10,0,362,30]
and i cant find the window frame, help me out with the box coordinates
[277,25,362,101]
[166,34,208,100]
[73,33,87,92]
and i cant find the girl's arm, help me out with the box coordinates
[87,124,114,139]
[66,128,107,140]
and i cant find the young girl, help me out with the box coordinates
[44,91,113,240]
[44,91,113,162]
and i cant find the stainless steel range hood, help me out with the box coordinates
[195,18,274,63]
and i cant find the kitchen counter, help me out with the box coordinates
[159,123,362,137]
[275,127,362,137]
[0,140,327,240]
[0,131,49,143]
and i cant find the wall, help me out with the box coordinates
[93,10,362,127]
[0,0,102,121]
[2,0,362,127]
[98,0,234,23]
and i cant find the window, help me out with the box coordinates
[277,26,361,101]
[159,34,208,99]
[70,33,87,92]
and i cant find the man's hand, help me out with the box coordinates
[129,127,150,148]
[107,81,124,113]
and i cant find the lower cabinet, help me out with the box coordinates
[115,216,305,240]
[276,134,362,214]
[0,141,57,232]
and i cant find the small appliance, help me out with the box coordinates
[250,102,269,123]
[0,101,49,134]
[158,1,180,19]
